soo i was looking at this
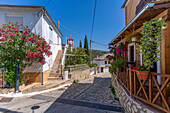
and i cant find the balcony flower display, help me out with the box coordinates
[134,64,149,80]
[116,43,127,55]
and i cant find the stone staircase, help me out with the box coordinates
[48,50,62,80]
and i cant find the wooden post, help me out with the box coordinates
[149,73,152,102]
[129,65,133,95]
[134,71,136,95]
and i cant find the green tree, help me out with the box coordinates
[84,35,89,56]
[79,40,82,48]
[0,22,52,86]
[65,48,88,66]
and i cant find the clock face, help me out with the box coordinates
[69,40,73,44]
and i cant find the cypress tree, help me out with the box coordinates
[79,40,82,48]
[84,35,90,56]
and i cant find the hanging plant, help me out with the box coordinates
[140,18,167,71]
[126,32,143,42]
[116,43,127,55]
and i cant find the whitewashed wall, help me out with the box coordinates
[42,15,62,72]
[0,7,62,72]
[93,60,110,73]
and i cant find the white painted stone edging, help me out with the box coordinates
[0,83,72,97]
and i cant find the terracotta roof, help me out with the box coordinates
[94,53,113,60]
[68,37,73,40]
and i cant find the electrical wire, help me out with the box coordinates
[45,0,52,7]
[60,24,85,38]
[90,0,97,40]
[51,19,85,38]
[91,40,108,47]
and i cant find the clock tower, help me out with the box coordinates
[67,34,74,51]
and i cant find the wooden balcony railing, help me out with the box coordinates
[116,67,170,113]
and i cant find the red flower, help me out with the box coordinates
[134,67,136,70]
[142,64,144,67]
[136,67,140,69]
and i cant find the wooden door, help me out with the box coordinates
[101,67,104,72]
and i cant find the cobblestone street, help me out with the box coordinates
[0,72,123,113]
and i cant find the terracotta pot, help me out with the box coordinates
[136,71,149,80]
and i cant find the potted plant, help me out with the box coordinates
[113,58,126,72]
[126,32,143,42]
[134,64,149,80]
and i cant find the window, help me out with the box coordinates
[5,16,23,25]
[49,25,53,43]
[57,36,59,45]
[128,43,136,62]
[108,61,110,64]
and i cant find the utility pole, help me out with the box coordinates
[90,40,92,64]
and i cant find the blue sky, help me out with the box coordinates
[0,0,125,51]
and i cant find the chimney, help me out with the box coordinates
[58,20,60,29]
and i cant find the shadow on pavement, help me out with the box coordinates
[0,108,22,113]
[43,76,124,113]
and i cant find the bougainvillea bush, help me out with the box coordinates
[0,22,52,86]
[116,43,127,56]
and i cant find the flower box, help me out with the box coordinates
[136,71,149,80]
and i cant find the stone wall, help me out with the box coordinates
[69,68,90,81]
[25,70,49,85]
[111,74,154,113]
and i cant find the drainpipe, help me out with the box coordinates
[42,66,43,85]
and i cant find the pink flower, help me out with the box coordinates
[17,33,20,36]
[40,60,46,65]
[47,46,51,50]
[10,40,13,44]
[38,47,41,51]
[22,67,26,70]
[31,65,33,67]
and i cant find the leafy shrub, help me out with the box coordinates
[88,63,97,68]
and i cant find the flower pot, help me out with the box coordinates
[118,67,124,72]
[131,37,137,42]
[63,71,68,80]
[136,71,149,80]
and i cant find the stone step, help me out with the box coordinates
[48,77,63,80]
[49,74,61,77]
[50,50,62,75]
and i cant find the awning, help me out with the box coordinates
[108,3,168,46]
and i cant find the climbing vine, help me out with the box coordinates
[140,18,167,71]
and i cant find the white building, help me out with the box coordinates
[0,4,63,84]
[93,54,113,73]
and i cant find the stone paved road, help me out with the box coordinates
[0,72,123,113]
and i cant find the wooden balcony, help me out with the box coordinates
[116,66,170,113]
